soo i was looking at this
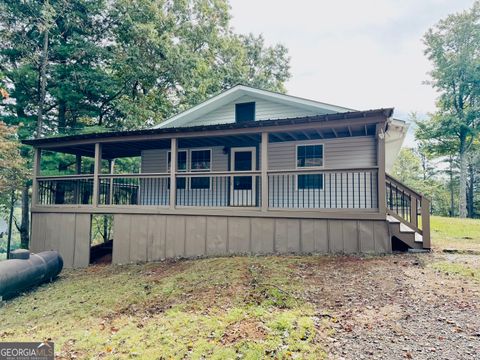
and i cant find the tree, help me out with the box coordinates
[421,1,480,217]
[0,0,291,249]
[391,147,453,217]
[0,122,29,254]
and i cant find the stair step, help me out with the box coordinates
[415,232,423,243]
[386,215,400,224]
[399,223,415,234]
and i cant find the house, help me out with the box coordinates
[23,85,430,268]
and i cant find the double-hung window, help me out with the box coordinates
[167,150,187,189]
[190,149,211,189]
[296,144,324,190]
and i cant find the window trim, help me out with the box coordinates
[189,148,212,190]
[235,102,256,123]
[295,143,325,191]
[295,143,325,170]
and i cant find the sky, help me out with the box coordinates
[230,0,474,130]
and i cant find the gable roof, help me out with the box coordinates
[154,85,355,129]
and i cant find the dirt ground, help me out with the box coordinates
[1,252,479,359]
[309,254,480,359]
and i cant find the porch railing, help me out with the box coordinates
[386,174,431,247]
[268,168,378,209]
[176,172,261,207]
[98,173,169,206]
[37,175,94,205]
[35,167,380,211]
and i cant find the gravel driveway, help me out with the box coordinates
[300,254,480,359]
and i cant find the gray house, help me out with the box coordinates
[23,85,430,268]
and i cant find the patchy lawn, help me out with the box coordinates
[1,254,479,359]
[431,216,480,251]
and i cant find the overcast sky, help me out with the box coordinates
[230,0,474,122]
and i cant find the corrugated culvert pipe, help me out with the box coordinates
[0,250,63,300]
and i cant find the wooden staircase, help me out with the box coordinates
[385,175,431,251]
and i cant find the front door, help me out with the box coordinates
[230,147,256,206]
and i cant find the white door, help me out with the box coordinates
[230,147,256,206]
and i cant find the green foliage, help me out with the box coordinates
[391,147,452,216]
[0,0,291,135]
[419,1,480,217]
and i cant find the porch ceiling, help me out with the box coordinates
[44,122,376,159]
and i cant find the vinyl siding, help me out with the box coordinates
[268,136,377,170]
[140,147,231,206]
[139,136,377,209]
[268,136,377,209]
[180,95,318,127]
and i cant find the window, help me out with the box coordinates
[167,150,187,189]
[298,174,323,190]
[296,144,323,168]
[296,144,324,190]
[190,149,211,189]
[167,150,187,171]
[235,102,255,123]
[190,149,211,171]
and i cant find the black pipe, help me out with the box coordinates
[0,251,63,300]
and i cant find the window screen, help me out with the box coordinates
[235,102,255,123]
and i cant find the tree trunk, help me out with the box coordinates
[19,185,30,249]
[449,157,455,217]
[37,20,49,137]
[458,138,468,218]
[58,99,67,133]
[467,160,475,218]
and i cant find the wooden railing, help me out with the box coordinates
[37,175,94,205]
[35,167,383,213]
[268,167,378,209]
[386,174,430,248]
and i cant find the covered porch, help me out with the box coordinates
[29,110,386,218]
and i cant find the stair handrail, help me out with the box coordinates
[385,174,431,249]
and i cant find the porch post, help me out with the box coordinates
[376,123,386,216]
[74,155,82,203]
[261,132,268,211]
[421,197,431,249]
[108,159,115,205]
[92,143,102,207]
[170,138,177,209]
[75,155,82,174]
[31,148,41,206]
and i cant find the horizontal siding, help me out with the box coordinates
[141,147,230,206]
[268,136,376,170]
[139,137,377,209]
[182,95,317,127]
[141,146,228,173]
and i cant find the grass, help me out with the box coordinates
[431,215,480,251]
[430,260,480,282]
[1,215,480,358]
[0,257,328,359]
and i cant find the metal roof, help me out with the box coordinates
[22,108,393,147]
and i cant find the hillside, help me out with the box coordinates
[0,217,479,359]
